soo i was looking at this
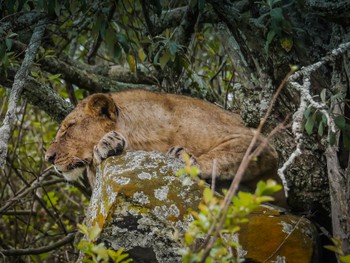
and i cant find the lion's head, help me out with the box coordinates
[45,93,118,181]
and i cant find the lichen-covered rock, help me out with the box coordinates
[83,150,203,262]
[238,205,318,262]
[81,150,319,263]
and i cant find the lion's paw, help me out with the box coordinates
[167,146,197,165]
[93,131,126,164]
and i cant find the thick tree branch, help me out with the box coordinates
[302,0,350,17]
[39,55,158,93]
[0,18,47,167]
[0,233,75,256]
[150,6,219,35]
[0,11,47,32]
[1,74,73,122]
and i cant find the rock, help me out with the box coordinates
[80,151,319,263]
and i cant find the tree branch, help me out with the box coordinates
[173,1,199,48]
[0,18,47,167]
[0,233,75,256]
[283,41,350,258]
[40,53,157,93]
[1,73,73,122]
[0,11,47,32]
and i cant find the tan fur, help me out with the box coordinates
[46,89,281,195]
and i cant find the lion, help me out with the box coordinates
[45,89,283,202]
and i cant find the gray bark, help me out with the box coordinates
[0,18,47,166]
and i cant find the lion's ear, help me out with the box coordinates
[85,94,117,120]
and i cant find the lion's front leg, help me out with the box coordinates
[87,131,127,187]
[93,131,127,164]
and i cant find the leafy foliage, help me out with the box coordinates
[325,238,350,263]
[255,0,295,53]
[177,153,282,262]
[76,224,132,263]
[302,89,350,149]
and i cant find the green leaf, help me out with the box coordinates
[168,41,178,56]
[343,132,350,150]
[5,39,13,50]
[305,113,315,135]
[270,7,283,20]
[255,180,282,196]
[324,245,342,254]
[303,107,312,118]
[159,51,171,69]
[48,73,62,81]
[203,188,213,204]
[318,121,324,137]
[31,71,39,78]
[77,223,89,236]
[112,43,122,62]
[43,191,59,207]
[335,115,346,130]
[264,30,276,53]
[340,254,350,263]
[116,33,130,53]
[138,48,146,62]
[88,224,101,241]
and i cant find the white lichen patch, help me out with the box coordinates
[137,216,154,231]
[154,186,169,201]
[163,175,176,182]
[279,221,294,234]
[272,255,286,263]
[154,205,169,220]
[153,204,181,221]
[106,185,118,205]
[174,214,193,232]
[112,176,130,185]
[133,191,150,205]
[169,204,180,217]
[138,172,152,180]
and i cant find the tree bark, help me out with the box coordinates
[0,18,47,166]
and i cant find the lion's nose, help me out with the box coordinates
[45,151,57,164]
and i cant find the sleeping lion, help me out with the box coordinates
[45,89,281,199]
